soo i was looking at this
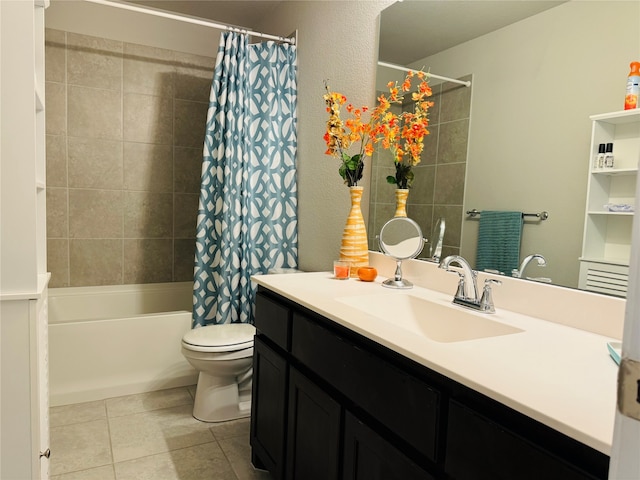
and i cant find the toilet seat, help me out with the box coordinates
[182,323,255,353]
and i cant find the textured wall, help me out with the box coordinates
[45,29,211,287]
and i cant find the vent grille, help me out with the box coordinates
[585,267,628,297]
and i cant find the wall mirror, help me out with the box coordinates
[371,0,639,296]
[378,217,425,289]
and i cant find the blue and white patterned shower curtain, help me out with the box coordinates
[192,32,298,327]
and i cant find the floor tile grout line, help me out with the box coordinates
[213,437,242,480]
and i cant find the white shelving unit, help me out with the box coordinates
[579,109,640,297]
[0,0,50,478]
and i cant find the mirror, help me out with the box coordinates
[379,217,425,289]
[428,217,445,263]
[373,1,639,294]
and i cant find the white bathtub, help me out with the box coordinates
[48,282,198,406]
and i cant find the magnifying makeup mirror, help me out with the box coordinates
[378,217,426,289]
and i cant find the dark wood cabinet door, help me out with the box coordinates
[342,411,435,480]
[445,400,605,480]
[250,336,288,480]
[286,367,341,480]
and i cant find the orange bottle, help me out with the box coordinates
[624,61,640,110]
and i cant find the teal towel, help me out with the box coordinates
[476,211,523,274]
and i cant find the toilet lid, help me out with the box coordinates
[183,323,255,350]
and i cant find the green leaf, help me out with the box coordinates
[386,175,397,185]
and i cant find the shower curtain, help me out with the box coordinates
[192,32,298,327]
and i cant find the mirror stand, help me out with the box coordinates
[378,217,425,289]
[383,259,413,289]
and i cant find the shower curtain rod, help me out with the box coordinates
[377,61,471,87]
[84,0,296,45]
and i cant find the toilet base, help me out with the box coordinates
[192,370,252,423]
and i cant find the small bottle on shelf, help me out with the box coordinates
[604,143,614,168]
[595,143,606,169]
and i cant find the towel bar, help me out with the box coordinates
[466,209,549,220]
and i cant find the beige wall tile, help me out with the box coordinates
[69,239,123,286]
[47,134,67,187]
[438,75,472,124]
[173,239,195,282]
[124,191,173,238]
[123,43,175,97]
[173,100,207,148]
[434,205,463,249]
[174,146,202,193]
[68,85,122,140]
[47,239,69,288]
[123,142,173,192]
[69,189,123,238]
[173,193,198,239]
[123,239,172,284]
[46,31,206,287]
[437,119,469,165]
[67,33,122,91]
[123,93,173,144]
[47,188,68,238]
[46,82,66,135]
[68,137,123,189]
[174,53,214,102]
[421,124,438,166]
[409,165,436,204]
[434,163,466,205]
[45,29,66,83]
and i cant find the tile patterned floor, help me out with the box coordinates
[49,386,272,480]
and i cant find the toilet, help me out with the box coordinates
[181,323,256,422]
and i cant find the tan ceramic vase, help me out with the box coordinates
[340,186,369,277]
[394,188,409,217]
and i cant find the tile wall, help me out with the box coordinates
[45,29,213,287]
[368,75,472,259]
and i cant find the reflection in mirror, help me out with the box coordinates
[379,217,425,289]
[428,217,445,262]
[373,0,639,295]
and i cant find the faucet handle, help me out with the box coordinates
[479,278,501,313]
[454,272,466,299]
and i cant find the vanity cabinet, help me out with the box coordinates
[579,109,640,297]
[251,287,609,480]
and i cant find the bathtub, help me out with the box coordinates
[48,282,198,406]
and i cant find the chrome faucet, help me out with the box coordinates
[512,254,547,279]
[439,255,501,313]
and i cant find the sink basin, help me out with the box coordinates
[337,293,523,343]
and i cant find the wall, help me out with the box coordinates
[45,28,211,287]
[408,1,640,287]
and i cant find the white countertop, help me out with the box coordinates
[252,271,618,455]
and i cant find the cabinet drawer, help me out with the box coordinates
[292,312,440,462]
[445,400,603,480]
[255,292,291,350]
